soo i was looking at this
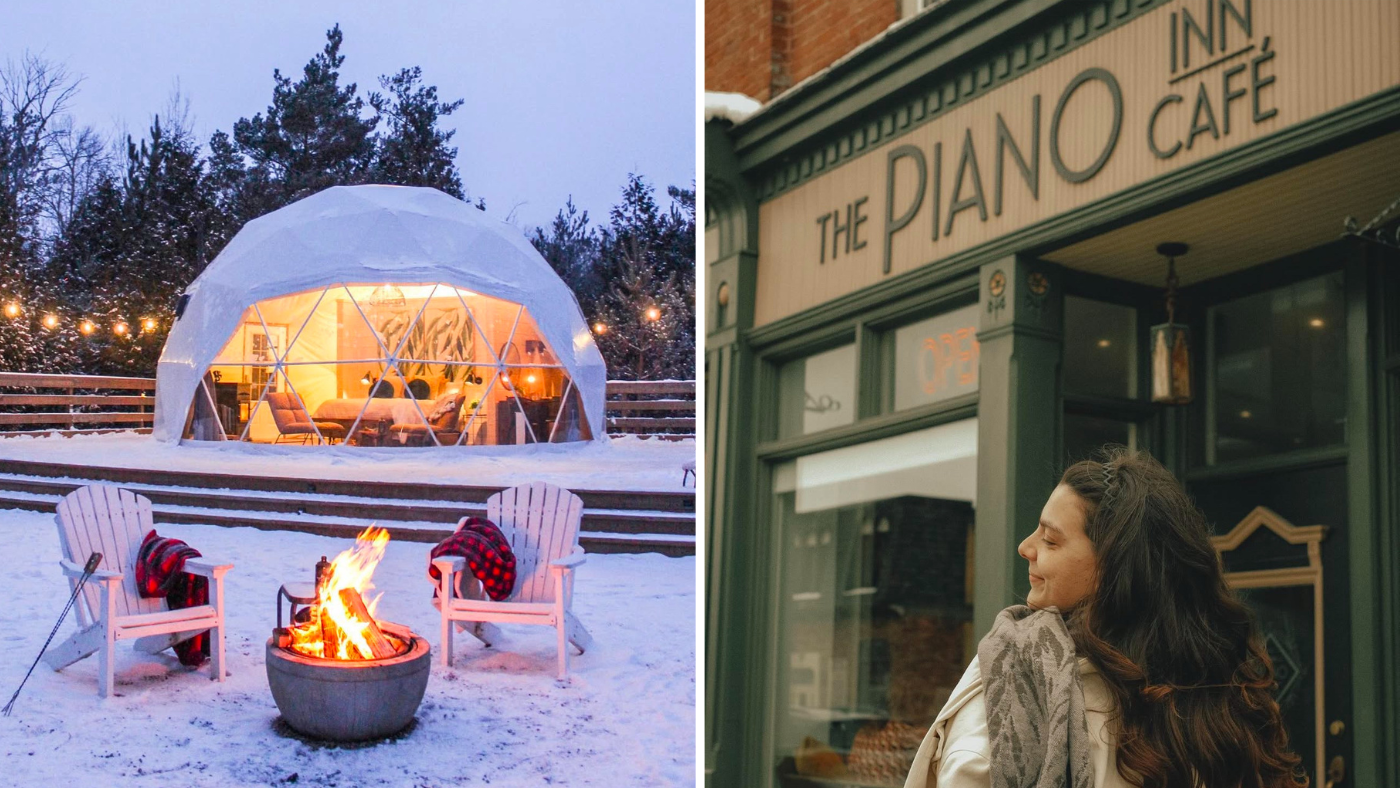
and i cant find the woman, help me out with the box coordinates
[905,448,1305,788]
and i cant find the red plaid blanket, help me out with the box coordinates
[428,517,517,601]
[135,530,209,667]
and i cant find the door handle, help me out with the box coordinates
[1324,754,1345,788]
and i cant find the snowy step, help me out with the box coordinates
[0,488,694,557]
[0,473,694,536]
[0,458,695,514]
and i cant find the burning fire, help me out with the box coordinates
[288,527,402,660]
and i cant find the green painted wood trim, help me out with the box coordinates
[755,393,979,461]
[1062,392,1156,421]
[749,368,783,787]
[732,0,1172,200]
[1345,253,1384,787]
[703,346,725,787]
[742,86,1400,350]
[749,271,978,352]
[855,323,883,419]
[703,121,764,788]
[865,272,980,327]
[1372,250,1400,786]
[1062,266,1162,306]
[973,257,1065,637]
[720,339,774,788]
[1182,444,1349,483]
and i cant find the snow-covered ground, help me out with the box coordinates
[0,433,696,492]
[0,508,695,786]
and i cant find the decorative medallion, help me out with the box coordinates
[1027,272,1049,296]
[988,270,1006,297]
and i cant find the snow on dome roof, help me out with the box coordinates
[153,184,608,444]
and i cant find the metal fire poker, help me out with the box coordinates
[2,552,103,716]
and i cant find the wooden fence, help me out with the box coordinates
[0,372,156,436]
[0,373,695,440]
[605,380,695,439]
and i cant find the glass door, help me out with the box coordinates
[1192,466,1351,785]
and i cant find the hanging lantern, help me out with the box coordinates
[1150,242,1192,405]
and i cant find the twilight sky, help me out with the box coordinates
[0,0,697,230]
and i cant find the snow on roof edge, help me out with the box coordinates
[705,92,762,124]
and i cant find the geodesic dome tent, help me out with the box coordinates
[153,185,607,447]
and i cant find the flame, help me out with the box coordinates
[287,526,392,660]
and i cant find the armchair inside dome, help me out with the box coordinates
[183,283,592,446]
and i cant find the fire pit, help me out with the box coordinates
[266,528,430,742]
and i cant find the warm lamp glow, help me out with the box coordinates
[113,322,129,336]
[593,322,607,334]
[644,307,660,321]
[141,317,157,332]
[79,320,95,335]
[1096,339,1111,348]
[41,314,58,329]
[1308,318,1325,328]
[3,303,18,318]
[526,374,538,384]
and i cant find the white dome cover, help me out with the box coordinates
[154,184,608,444]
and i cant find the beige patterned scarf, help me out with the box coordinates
[976,605,1094,788]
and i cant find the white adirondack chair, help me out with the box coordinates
[44,485,232,697]
[431,481,594,679]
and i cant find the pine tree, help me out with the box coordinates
[587,175,696,380]
[530,197,600,311]
[369,67,465,198]
[229,24,378,217]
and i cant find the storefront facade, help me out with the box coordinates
[705,1,1400,786]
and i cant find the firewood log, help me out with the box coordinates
[338,588,397,659]
[319,607,341,659]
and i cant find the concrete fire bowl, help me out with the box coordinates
[266,622,430,742]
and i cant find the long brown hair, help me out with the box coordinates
[1060,447,1306,788]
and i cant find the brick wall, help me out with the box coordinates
[706,0,777,102]
[786,0,899,88]
[706,0,900,104]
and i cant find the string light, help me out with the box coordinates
[3,303,18,318]
[593,322,607,334]
[141,317,157,332]
[41,314,58,330]
[79,320,95,335]
[644,307,660,322]
[113,322,129,336]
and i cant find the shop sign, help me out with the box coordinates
[818,0,1276,275]
[753,1,1396,326]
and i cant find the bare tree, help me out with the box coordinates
[0,53,84,245]
[157,80,197,146]
[41,117,111,235]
